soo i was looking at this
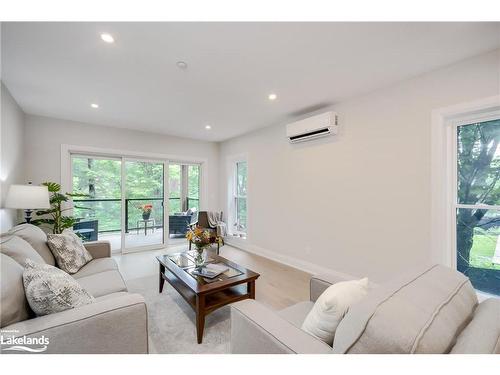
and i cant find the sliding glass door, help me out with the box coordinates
[71,154,201,253]
[124,159,165,250]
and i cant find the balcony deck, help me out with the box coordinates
[97,229,187,252]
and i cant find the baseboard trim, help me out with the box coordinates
[224,239,335,276]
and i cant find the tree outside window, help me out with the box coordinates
[456,119,500,295]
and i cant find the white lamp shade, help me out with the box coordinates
[5,185,50,209]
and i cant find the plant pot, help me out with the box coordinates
[142,212,151,220]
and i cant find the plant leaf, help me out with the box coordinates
[42,181,61,193]
[35,209,57,215]
[50,193,68,204]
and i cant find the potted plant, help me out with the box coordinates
[31,182,89,234]
[137,204,153,220]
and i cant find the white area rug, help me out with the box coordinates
[126,275,231,354]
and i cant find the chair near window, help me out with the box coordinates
[189,211,225,254]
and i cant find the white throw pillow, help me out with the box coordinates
[23,259,95,316]
[301,277,369,345]
[47,231,92,274]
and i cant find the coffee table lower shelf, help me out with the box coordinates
[159,266,257,343]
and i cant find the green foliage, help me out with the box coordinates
[71,158,201,232]
[456,119,500,274]
[457,120,500,205]
[469,231,500,270]
[31,181,89,234]
[236,161,248,230]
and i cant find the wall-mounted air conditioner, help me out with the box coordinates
[286,111,338,143]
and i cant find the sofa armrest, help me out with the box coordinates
[230,300,331,354]
[3,293,148,354]
[310,270,356,302]
[84,241,111,259]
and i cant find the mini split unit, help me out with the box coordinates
[286,111,338,143]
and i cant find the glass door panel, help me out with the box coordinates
[187,165,200,211]
[71,156,122,252]
[124,160,165,250]
[168,164,182,214]
[168,163,200,243]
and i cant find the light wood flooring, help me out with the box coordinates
[113,244,311,310]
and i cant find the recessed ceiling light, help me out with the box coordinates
[205,125,211,130]
[91,103,99,109]
[268,93,277,101]
[176,61,188,70]
[100,33,114,43]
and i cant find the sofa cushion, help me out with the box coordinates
[451,298,500,354]
[278,301,314,328]
[72,258,119,279]
[0,234,45,266]
[23,259,95,316]
[332,264,478,354]
[302,278,369,346]
[1,254,33,327]
[47,232,92,274]
[94,291,129,302]
[76,270,127,298]
[8,224,55,265]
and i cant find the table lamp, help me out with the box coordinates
[5,183,50,223]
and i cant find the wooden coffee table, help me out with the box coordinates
[156,251,260,344]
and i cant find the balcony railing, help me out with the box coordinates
[73,197,199,233]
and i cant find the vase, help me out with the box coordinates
[194,248,206,270]
[142,212,151,220]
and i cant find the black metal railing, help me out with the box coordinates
[73,196,199,233]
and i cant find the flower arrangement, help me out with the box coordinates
[137,204,153,214]
[186,226,212,251]
[137,204,153,219]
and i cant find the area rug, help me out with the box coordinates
[126,275,231,354]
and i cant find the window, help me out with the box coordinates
[455,118,500,295]
[233,161,248,236]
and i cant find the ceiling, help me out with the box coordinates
[2,22,500,141]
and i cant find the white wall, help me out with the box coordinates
[219,49,500,282]
[0,82,25,231]
[24,115,220,210]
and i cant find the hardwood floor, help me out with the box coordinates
[114,243,311,310]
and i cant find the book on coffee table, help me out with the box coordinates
[191,263,229,279]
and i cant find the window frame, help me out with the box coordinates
[431,96,500,272]
[451,113,500,270]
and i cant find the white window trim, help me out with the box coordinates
[225,153,249,242]
[431,95,500,268]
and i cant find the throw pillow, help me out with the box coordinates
[8,224,56,265]
[301,277,369,346]
[1,254,33,326]
[0,234,45,267]
[23,259,95,316]
[46,231,92,274]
